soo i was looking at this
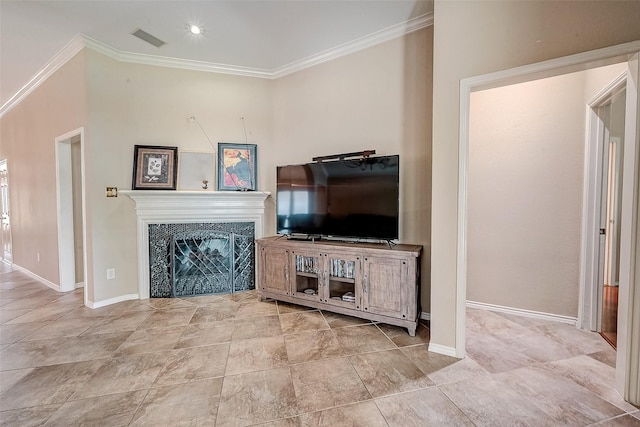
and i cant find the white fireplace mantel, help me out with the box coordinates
[121,190,271,299]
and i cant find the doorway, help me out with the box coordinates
[592,87,627,349]
[0,160,12,265]
[456,46,640,403]
[55,128,87,300]
[466,70,598,325]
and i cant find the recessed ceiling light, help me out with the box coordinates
[190,25,202,35]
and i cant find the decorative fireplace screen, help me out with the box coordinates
[148,222,254,298]
[171,231,253,297]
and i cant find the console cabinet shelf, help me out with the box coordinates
[256,236,422,336]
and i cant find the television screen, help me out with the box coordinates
[276,155,399,240]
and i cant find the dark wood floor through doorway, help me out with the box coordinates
[601,285,618,349]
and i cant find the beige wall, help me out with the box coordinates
[467,72,586,316]
[0,52,87,285]
[84,50,274,303]
[432,0,640,349]
[86,27,432,304]
[272,27,433,310]
[0,26,432,306]
[467,63,626,317]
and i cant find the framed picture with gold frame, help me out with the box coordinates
[132,145,178,190]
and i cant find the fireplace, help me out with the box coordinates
[173,230,236,296]
[121,190,270,299]
[149,222,254,297]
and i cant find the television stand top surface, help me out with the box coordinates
[266,235,421,255]
[284,234,322,242]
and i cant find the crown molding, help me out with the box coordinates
[80,35,274,79]
[462,39,640,92]
[0,35,86,118]
[0,13,434,118]
[272,13,433,79]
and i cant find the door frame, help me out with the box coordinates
[55,127,88,303]
[615,52,640,404]
[581,72,627,332]
[0,159,12,265]
[457,41,640,403]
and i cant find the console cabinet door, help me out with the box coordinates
[324,253,362,310]
[259,246,291,296]
[362,256,408,319]
[290,249,323,302]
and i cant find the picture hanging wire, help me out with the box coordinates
[189,115,265,194]
[240,116,254,191]
[190,116,216,153]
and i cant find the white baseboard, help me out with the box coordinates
[428,342,459,358]
[75,282,85,289]
[423,312,459,357]
[419,304,575,360]
[11,264,61,292]
[466,300,578,325]
[88,294,139,309]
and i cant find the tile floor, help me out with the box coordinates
[1,266,639,426]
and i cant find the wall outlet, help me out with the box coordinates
[106,187,118,197]
[106,268,116,280]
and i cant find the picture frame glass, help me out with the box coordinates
[218,143,257,191]
[132,145,178,190]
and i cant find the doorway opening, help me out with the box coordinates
[0,159,12,265]
[456,43,640,402]
[589,82,627,349]
[466,66,628,351]
[465,68,617,328]
[55,128,87,304]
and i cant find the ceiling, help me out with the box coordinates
[0,0,432,110]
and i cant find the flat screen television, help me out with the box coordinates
[276,155,399,240]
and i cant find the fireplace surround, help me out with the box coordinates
[121,190,270,299]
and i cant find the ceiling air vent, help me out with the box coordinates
[131,28,166,48]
